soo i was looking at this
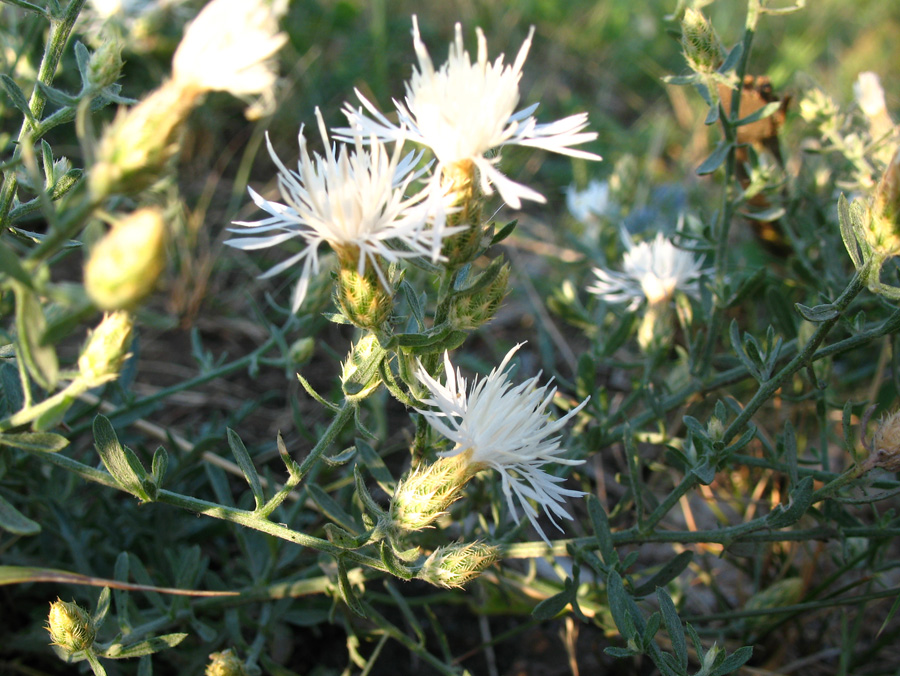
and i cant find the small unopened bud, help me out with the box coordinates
[707,416,725,443]
[333,247,393,330]
[78,311,134,387]
[681,8,723,75]
[86,37,124,92]
[340,334,385,400]
[206,648,250,676]
[47,599,96,654]
[743,577,804,629]
[90,80,200,199]
[418,541,500,588]
[449,261,509,330]
[288,337,315,365]
[863,409,900,472]
[390,454,472,532]
[85,208,166,310]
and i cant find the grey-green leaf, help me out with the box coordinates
[0,493,40,535]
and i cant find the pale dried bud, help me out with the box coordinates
[47,599,96,654]
[867,409,900,472]
[85,207,166,310]
[681,8,723,74]
[77,311,134,387]
[418,541,500,588]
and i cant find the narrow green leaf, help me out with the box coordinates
[743,205,785,222]
[94,587,111,629]
[696,141,732,175]
[718,42,743,74]
[0,74,35,123]
[532,584,575,620]
[14,283,59,390]
[642,611,662,649]
[0,431,69,452]
[354,465,385,518]
[735,100,784,127]
[604,646,639,658]
[74,41,91,87]
[607,570,636,641]
[783,421,798,486]
[337,557,366,617]
[0,0,49,17]
[657,588,687,670]
[226,428,264,510]
[587,494,616,566]
[150,447,168,488]
[710,646,753,676]
[0,239,33,288]
[384,580,425,643]
[632,551,694,597]
[31,393,75,431]
[101,633,188,659]
[795,302,839,323]
[355,439,395,494]
[379,542,414,580]
[93,415,149,501]
[308,484,360,534]
[490,219,518,245]
[0,492,40,535]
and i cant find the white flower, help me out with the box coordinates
[415,344,589,543]
[341,16,601,209]
[227,110,452,311]
[589,232,707,310]
[566,179,613,223]
[854,72,887,119]
[171,0,287,97]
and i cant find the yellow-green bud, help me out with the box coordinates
[418,541,500,588]
[390,454,472,532]
[288,337,315,365]
[681,8,723,75]
[85,208,167,310]
[743,577,804,629]
[707,416,725,443]
[206,648,249,676]
[440,160,485,267]
[77,311,134,387]
[47,598,96,654]
[90,80,200,199]
[340,334,385,400]
[86,36,124,92]
[449,261,510,330]
[333,247,393,330]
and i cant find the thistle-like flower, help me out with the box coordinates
[227,110,452,311]
[566,179,613,223]
[171,0,287,98]
[415,344,589,543]
[589,232,707,310]
[342,17,601,209]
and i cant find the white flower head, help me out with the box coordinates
[589,232,707,310]
[415,344,589,543]
[342,16,601,209]
[227,109,451,311]
[566,179,613,223]
[854,71,887,119]
[172,0,287,98]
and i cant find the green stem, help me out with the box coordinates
[0,0,87,228]
[721,268,868,446]
[0,377,88,432]
[639,472,700,534]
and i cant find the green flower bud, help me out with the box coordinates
[418,541,500,588]
[340,334,385,401]
[77,311,134,387]
[86,36,124,92]
[706,416,725,443]
[390,454,472,532]
[47,598,96,654]
[743,578,804,629]
[89,80,200,199]
[206,648,250,676]
[448,260,510,330]
[288,337,315,365]
[681,8,723,75]
[333,246,394,330]
[85,208,166,310]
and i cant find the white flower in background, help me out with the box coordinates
[566,179,613,223]
[171,0,287,97]
[227,110,452,311]
[589,232,707,310]
[415,344,589,543]
[854,72,887,119]
[342,16,601,209]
